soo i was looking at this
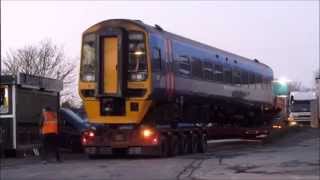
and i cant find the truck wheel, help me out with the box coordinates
[178,135,188,155]
[191,135,198,154]
[160,137,169,157]
[169,136,179,157]
[186,134,197,154]
[198,134,207,153]
[88,154,99,159]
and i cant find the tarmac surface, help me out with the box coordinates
[1,127,319,180]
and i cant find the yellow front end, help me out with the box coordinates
[78,24,152,125]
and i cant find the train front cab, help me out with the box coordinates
[78,21,164,156]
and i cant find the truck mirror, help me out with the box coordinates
[290,95,294,104]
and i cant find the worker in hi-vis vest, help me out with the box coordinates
[39,107,62,164]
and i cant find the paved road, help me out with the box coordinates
[1,128,319,180]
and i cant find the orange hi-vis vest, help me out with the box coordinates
[41,111,58,134]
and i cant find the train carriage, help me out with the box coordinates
[79,19,275,157]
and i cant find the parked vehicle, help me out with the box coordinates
[288,91,317,127]
[59,108,90,152]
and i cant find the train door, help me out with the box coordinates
[98,29,128,115]
[165,39,175,98]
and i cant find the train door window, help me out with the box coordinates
[214,64,223,82]
[232,68,241,86]
[241,70,249,87]
[203,61,213,81]
[152,47,161,71]
[223,65,232,84]
[248,72,255,89]
[0,86,9,114]
[191,57,203,79]
[177,55,191,77]
[150,34,165,72]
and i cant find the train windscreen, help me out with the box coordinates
[81,34,96,82]
[128,32,147,81]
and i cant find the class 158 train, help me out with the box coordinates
[79,19,276,157]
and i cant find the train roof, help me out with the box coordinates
[85,19,273,78]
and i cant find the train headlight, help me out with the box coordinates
[83,73,95,82]
[141,128,154,138]
[129,72,147,81]
[289,121,297,126]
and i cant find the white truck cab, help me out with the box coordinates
[288,91,317,126]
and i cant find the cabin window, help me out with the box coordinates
[0,86,9,114]
[203,61,213,81]
[214,64,223,82]
[191,57,203,79]
[241,70,249,87]
[232,68,241,85]
[177,55,191,76]
[223,66,232,84]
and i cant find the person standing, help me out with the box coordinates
[39,107,62,164]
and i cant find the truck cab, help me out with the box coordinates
[288,91,317,127]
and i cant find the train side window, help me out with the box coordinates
[214,64,223,82]
[248,72,255,89]
[232,68,241,86]
[191,57,203,79]
[203,61,213,81]
[177,55,191,76]
[256,74,262,89]
[223,65,232,84]
[241,70,249,87]
[152,47,161,71]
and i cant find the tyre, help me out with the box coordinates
[169,136,179,157]
[198,134,207,153]
[178,135,188,155]
[160,137,169,157]
[190,134,198,154]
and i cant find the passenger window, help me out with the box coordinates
[177,55,191,76]
[248,72,255,89]
[241,70,249,87]
[223,66,232,84]
[191,57,203,79]
[152,47,161,71]
[214,64,223,82]
[232,68,241,85]
[203,61,213,81]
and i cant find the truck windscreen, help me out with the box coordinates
[291,101,310,112]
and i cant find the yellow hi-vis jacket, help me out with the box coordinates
[41,111,58,135]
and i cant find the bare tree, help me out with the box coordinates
[1,39,78,104]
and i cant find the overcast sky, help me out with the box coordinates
[1,1,319,88]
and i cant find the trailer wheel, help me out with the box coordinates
[186,134,197,154]
[198,134,207,153]
[169,136,179,157]
[88,154,99,159]
[160,137,169,157]
[191,135,198,153]
[178,135,188,155]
